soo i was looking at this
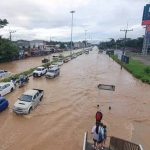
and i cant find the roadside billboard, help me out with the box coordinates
[142,4,150,25]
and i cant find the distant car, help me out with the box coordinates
[85,50,89,54]
[33,67,47,77]
[13,89,44,114]
[0,70,11,78]
[0,97,9,112]
[45,66,60,78]
[0,82,15,96]
[64,57,71,63]
[71,54,77,59]
[57,60,64,66]
[49,64,59,69]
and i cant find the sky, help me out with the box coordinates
[0,0,149,42]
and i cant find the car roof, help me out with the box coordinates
[49,66,59,70]
[37,66,45,69]
[23,90,38,96]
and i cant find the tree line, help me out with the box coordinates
[98,38,143,52]
[0,19,18,62]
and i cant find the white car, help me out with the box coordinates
[13,89,44,114]
[0,82,15,96]
[57,60,64,66]
[0,70,11,78]
[33,67,47,77]
[45,66,60,78]
[49,64,59,69]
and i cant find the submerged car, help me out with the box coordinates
[45,66,60,78]
[33,67,47,77]
[0,70,11,78]
[63,57,71,63]
[49,64,59,69]
[0,97,9,112]
[13,89,44,114]
[57,60,64,66]
[0,82,15,96]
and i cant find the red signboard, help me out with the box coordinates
[142,4,150,25]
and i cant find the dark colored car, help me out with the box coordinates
[0,97,9,112]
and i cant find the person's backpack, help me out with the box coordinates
[98,127,104,142]
[96,111,103,122]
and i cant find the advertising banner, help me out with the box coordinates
[142,4,150,25]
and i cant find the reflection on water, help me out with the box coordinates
[0,48,150,150]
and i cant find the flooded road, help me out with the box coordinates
[0,48,150,150]
[0,50,81,74]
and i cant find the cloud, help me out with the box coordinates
[0,0,148,41]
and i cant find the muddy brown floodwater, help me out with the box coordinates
[0,47,150,150]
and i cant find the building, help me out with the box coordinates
[74,41,84,49]
[30,40,46,50]
[16,40,30,58]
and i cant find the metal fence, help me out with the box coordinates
[83,132,88,150]
[82,132,144,150]
[109,136,143,150]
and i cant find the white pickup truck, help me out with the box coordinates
[33,67,47,77]
[13,89,44,114]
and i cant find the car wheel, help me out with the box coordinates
[40,95,43,101]
[10,88,14,92]
[28,107,33,114]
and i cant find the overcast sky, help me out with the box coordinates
[0,0,149,42]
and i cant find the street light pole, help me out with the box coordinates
[85,30,87,48]
[70,10,75,56]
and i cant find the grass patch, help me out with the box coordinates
[111,55,150,84]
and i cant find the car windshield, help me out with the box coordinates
[0,71,4,74]
[36,68,42,71]
[48,70,55,73]
[20,94,32,102]
[0,86,4,91]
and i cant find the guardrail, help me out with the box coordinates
[83,132,88,150]
[109,136,144,150]
[82,132,144,150]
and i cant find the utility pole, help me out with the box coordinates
[70,10,75,56]
[85,30,87,48]
[120,25,133,69]
[142,26,148,55]
[9,30,16,41]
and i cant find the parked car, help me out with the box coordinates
[63,57,71,63]
[57,60,64,66]
[45,66,60,78]
[0,70,11,78]
[0,82,15,96]
[71,54,77,59]
[13,89,44,114]
[33,67,47,77]
[49,64,59,69]
[85,50,89,54]
[0,97,9,112]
